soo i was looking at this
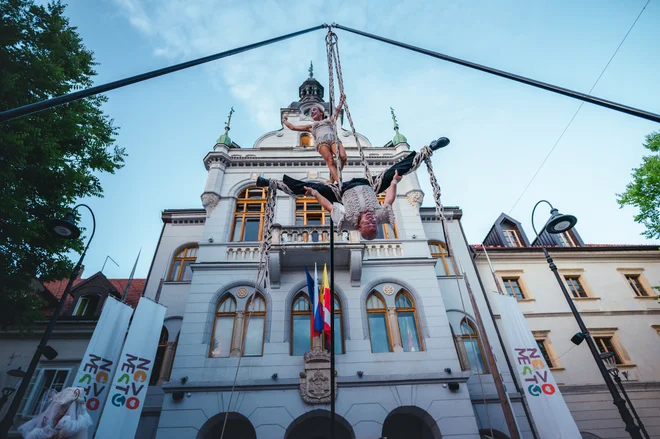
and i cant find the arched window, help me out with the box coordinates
[300,133,312,147]
[243,294,266,356]
[168,245,198,281]
[72,294,100,317]
[291,293,312,356]
[231,187,267,242]
[210,296,237,358]
[150,327,169,385]
[375,195,398,239]
[296,197,329,226]
[460,319,488,374]
[395,292,422,352]
[332,296,344,354]
[428,241,453,276]
[367,292,390,353]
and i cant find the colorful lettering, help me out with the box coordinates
[118,373,130,384]
[134,370,147,382]
[79,374,92,384]
[542,384,556,395]
[528,384,542,396]
[126,397,140,410]
[87,398,100,411]
[111,394,126,407]
[522,366,533,375]
[121,354,138,374]
[96,371,109,383]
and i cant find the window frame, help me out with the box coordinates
[300,133,312,147]
[501,277,527,300]
[168,245,198,282]
[625,274,651,297]
[366,292,391,353]
[565,275,588,298]
[72,294,100,317]
[375,194,398,239]
[332,296,345,355]
[295,197,329,226]
[209,296,237,358]
[594,336,624,365]
[502,229,522,247]
[20,367,74,417]
[428,240,452,276]
[290,293,312,356]
[590,328,633,366]
[394,291,424,352]
[557,231,576,247]
[150,326,170,385]
[532,330,562,370]
[230,187,267,242]
[460,318,489,374]
[243,294,266,357]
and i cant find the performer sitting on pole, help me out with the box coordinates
[282,94,347,184]
[257,137,449,240]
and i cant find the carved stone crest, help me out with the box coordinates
[201,192,220,217]
[383,284,394,296]
[406,190,424,214]
[299,347,337,404]
[236,287,248,298]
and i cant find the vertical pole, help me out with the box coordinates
[329,218,336,438]
[613,373,651,439]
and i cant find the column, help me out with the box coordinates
[230,311,245,357]
[387,307,403,352]
[157,341,177,385]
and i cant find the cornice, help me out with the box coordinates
[162,209,206,225]
[492,309,660,319]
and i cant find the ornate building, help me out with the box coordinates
[141,72,530,438]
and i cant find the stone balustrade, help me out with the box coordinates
[364,243,404,259]
[271,224,360,245]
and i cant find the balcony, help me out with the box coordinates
[269,224,364,288]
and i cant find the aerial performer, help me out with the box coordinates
[257,137,450,240]
[282,93,347,184]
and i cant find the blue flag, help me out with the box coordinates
[305,265,322,336]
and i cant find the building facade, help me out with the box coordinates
[474,214,660,439]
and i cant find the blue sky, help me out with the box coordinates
[56,0,660,278]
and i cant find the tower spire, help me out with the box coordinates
[308,61,314,78]
[390,107,407,146]
[217,107,235,147]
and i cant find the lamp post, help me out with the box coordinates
[0,205,95,437]
[600,353,651,439]
[530,200,642,439]
[0,369,26,414]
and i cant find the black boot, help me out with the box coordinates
[430,137,450,151]
[256,176,270,187]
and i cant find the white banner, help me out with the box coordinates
[73,296,133,437]
[496,294,580,438]
[95,297,167,439]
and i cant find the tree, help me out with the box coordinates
[0,0,125,328]
[617,131,660,239]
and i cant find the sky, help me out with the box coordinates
[50,0,660,279]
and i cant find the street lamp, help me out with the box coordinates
[531,200,642,439]
[600,353,651,439]
[0,369,26,413]
[0,205,95,436]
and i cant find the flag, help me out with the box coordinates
[95,297,167,439]
[73,296,133,438]
[305,266,321,337]
[321,264,332,335]
[313,264,322,335]
[496,294,580,437]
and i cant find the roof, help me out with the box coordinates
[42,276,146,313]
[471,244,660,252]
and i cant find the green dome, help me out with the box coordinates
[217,133,232,147]
[392,130,407,146]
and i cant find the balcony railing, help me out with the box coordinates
[365,243,404,258]
[271,224,360,245]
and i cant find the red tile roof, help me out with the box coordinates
[42,277,146,313]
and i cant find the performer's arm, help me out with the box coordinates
[282,115,312,132]
[383,170,402,206]
[305,186,334,212]
[329,94,346,124]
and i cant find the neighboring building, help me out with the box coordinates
[143,71,531,439]
[474,214,660,439]
[0,272,157,437]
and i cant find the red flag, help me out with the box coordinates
[321,264,332,336]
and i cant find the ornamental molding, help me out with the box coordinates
[299,346,337,404]
[236,287,248,298]
[405,190,424,214]
[201,192,221,217]
[383,284,394,296]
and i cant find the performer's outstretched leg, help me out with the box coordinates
[256,175,340,204]
[374,137,449,193]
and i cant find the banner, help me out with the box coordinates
[496,294,581,438]
[95,297,167,438]
[73,296,133,437]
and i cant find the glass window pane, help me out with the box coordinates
[292,315,311,356]
[395,294,412,308]
[368,313,390,353]
[307,216,322,226]
[296,215,304,225]
[211,316,234,358]
[32,369,69,415]
[464,339,486,374]
[182,261,193,281]
[334,314,342,354]
[246,203,262,212]
[248,188,264,198]
[243,218,260,241]
[244,316,264,356]
[398,312,421,352]
[232,218,243,241]
[169,260,181,281]
[376,225,385,240]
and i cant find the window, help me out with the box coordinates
[367,293,390,353]
[332,296,344,355]
[536,339,554,368]
[296,197,329,226]
[558,231,576,247]
[565,276,588,298]
[395,292,422,352]
[300,133,312,147]
[210,296,236,358]
[460,319,488,374]
[168,245,198,281]
[244,295,266,356]
[150,327,169,385]
[231,187,267,242]
[502,229,522,247]
[502,277,526,300]
[428,241,453,276]
[626,275,650,297]
[594,336,623,365]
[291,294,312,356]
[72,294,100,317]
[374,194,398,240]
[20,368,71,416]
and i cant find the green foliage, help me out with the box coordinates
[0,0,125,327]
[617,131,660,239]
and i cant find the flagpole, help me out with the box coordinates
[329,218,336,438]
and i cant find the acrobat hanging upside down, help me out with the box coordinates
[257,137,450,240]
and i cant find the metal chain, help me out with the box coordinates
[325,31,343,188]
